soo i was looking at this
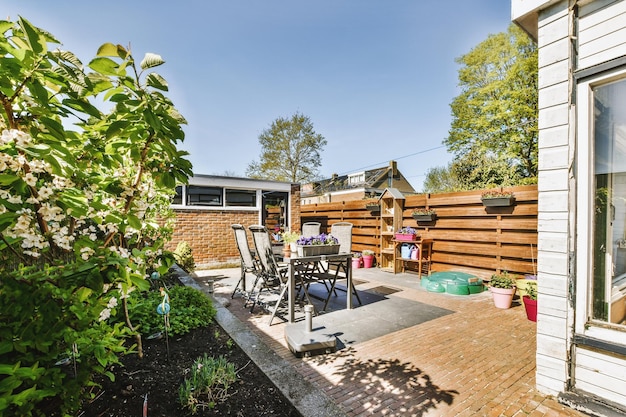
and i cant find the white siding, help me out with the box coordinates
[574,347,626,405]
[534,0,572,396]
[578,0,626,68]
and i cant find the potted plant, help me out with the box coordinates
[522,280,537,322]
[352,252,362,269]
[412,208,437,222]
[489,271,517,309]
[296,233,340,256]
[481,189,515,207]
[281,230,301,252]
[362,249,375,268]
[394,226,419,241]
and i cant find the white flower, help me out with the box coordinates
[80,246,95,261]
[24,172,37,187]
[107,297,118,309]
[98,308,111,322]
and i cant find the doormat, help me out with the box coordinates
[352,279,368,286]
[366,285,401,296]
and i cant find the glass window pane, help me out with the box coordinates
[187,186,222,206]
[225,189,256,207]
[172,186,183,205]
[591,78,626,326]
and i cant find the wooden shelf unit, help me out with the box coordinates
[393,238,432,278]
[378,188,405,272]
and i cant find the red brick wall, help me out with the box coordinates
[166,210,259,267]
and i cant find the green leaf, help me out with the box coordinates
[130,274,150,292]
[105,120,130,139]
[0,174,20,186]
[146,73,168,91]
[140,53,164,69]
[127,213,142,230]
[18,17,46,55]
[96,42,119,57]
[88,57,120,76]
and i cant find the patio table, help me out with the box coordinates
[283,252,353,322]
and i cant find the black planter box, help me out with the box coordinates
[481,196,514,207]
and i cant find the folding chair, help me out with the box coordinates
[323,222,362,311]
[230,224,261,300]
[248,225,293,325]
[301,222,321,237]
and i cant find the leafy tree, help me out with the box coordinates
[445,23,538,183]
[422,165,462,193]
[0,17,192,415]
[246,112,326,182]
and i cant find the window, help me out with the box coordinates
[348,172,365,185]
[579,71,626,331]
[187,186,222,206]
[225,189,256,207]
[172,186,183,205]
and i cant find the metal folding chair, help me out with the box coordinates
[323,222,362,311]
[248,225,292,325]
[231,224,261,300]
[301,222,321,237]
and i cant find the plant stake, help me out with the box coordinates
[156,288,171,359]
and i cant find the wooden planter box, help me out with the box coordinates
[412,213,436,222]
[481,196,514,207]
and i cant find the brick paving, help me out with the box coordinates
[196,268,587,417]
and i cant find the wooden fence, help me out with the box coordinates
[301,185,538,280]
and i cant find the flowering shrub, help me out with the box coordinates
[296,233,339,246]
[396,226,418,235]
[0,17,192,415]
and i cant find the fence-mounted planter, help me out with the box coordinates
[411,209,436,222]
[412,213,436,222]
[480,191,515,207]
[365,204,380,213]
[481,196,515,207]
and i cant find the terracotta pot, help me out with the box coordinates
[490,286,516,309]
[523,295,537,322]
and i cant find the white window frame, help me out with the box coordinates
[576,66,626,345]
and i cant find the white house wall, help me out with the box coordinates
[527,0,626,406]
[535,0,572,397]
[578,0,626,68]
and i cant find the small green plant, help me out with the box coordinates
[127,286,216,336]
[362,249,375,256]
[281,230,300,243]
[179,354,237,414]
[525,281,538,300]
[490,271,517,289]
[412,208,436,216]
[174,241,196,273]
[481,189,514,199]
[226,339,234,349]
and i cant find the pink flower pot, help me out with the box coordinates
[362,255,374,268]
[490,286,516,309]
[352,258,362,269]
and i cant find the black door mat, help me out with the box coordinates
[352,279,368,286]
[365,285,401,296]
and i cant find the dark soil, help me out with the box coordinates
[79,321,303,417]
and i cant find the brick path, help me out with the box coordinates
[197,268,586,417]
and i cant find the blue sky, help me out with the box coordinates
[4,1,512,192]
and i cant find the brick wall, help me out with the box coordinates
[166,210,259,268]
